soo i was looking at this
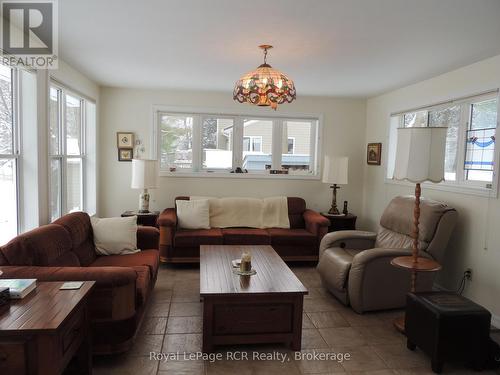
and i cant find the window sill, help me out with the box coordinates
[384,178,498,198]
[159,171,321,181]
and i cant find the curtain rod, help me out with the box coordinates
[390,88,499,117]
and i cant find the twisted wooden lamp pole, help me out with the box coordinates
[410,183,421,292]
[391,183,442,333]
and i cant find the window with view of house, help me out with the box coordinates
[156,110,320,177]
[387,92,499,191]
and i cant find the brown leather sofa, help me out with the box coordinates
[0,212,159,354]
[158,196,330,263]
[317,196,457,313]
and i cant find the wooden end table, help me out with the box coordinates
[0,281,96,375]
[200,245,308,353]
[321,213,357,232]
[121,210,160,227]
[391,256,442,333]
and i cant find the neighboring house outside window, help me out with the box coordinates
[156,109,320,177]
[287,137,295,154]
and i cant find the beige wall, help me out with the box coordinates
[98,87,366,219]
[362,54,500,322]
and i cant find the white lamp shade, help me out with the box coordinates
[322,156,348,184]
[131,159,159,189]
[393,127,447,183]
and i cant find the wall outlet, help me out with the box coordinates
[465,268,472,281]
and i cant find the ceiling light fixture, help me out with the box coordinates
[233,45,296,110]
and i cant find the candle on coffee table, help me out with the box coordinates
[240,251,252,272]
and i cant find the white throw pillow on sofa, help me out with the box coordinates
[176,199,210,229]
[90,216,140,255]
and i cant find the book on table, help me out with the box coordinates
[0,279,37,299]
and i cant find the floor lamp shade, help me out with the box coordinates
[131,159,159,189]
[322,156,348,185]
[393,127,447,183]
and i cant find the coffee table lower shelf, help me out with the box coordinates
[201,293,304,353]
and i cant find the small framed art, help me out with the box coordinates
[367,143,382,165]
[117,132,134,148]
[118,148,133,161]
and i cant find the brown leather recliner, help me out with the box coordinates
[317,196,457,313]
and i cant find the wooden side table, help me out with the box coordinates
[390,256,441,333]
[321,213,357,232]
[121,210,160,227]
[0,281,96,375]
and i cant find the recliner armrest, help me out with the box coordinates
[348,248,435,313]
[319,230,377,258]
[351,247,415,268]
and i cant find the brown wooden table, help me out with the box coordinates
[321,213,357,232]
[121,210,160,227]
[200,245,308,352]
[0,281,96,375]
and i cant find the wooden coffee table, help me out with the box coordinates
[200,245,308,352]
[0,281,95,375]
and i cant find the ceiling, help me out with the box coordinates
[59,0,500,97]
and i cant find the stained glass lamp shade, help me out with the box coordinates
[233,45,296,110]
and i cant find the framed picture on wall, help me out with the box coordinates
[117,132,134,148]
[367,143,382,165]
[118,148,133,161]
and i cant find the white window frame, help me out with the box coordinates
[243,135,263,152]
[385,90,500,197]
[287,137,296,154]
[49,83,87,219]
[152,105,322,180]
[0,66,21,237]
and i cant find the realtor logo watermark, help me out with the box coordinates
[1,0,58,69]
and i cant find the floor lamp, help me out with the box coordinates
[390,126,448,332]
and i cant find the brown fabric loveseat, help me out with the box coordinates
[0,212,159,354]
[158,196,329,263]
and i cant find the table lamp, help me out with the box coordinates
[390,126,447,331]
[131,159,159,213]
[322,156,348,215]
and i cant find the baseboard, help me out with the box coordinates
[433,283,500,329]
[433,283,448,291]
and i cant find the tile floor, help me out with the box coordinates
[93,265,500,375]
